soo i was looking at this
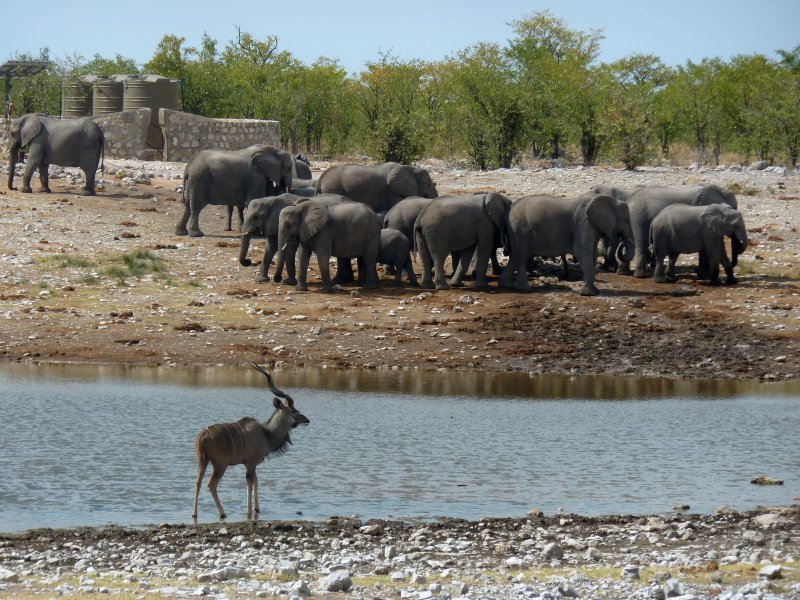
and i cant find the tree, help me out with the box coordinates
[508,10,604,161]
[601,54,668,169]
[352,53,427,163]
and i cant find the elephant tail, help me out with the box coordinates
[99,129,105,174]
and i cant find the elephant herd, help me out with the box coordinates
[5,113,749,295]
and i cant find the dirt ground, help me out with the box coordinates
[0,159,798,382]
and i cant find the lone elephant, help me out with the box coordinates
[627,185,737,278]
[316,162,438,215]
[650,203,748,286]
[7,113,104,196]
[499,194,635,296]
[176,144,293,237]
[275,200,381,293]
[414,193,512,290]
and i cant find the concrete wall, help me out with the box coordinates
[0,109,281,163]
[160,109,281,162]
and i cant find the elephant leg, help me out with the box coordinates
[296,246,312,291]
[237,206,245,230]
[490,248,503,276]
[654,255,668,283]
[578,253,599,296]
[333,259,355,284]
[187,199,204,237]
[20,155,37,193]
[633,243,650,278]
[81,163,97,196]
[225,205,233,231]
[257,239,278,283]
[449,246,474,287]
[720,249,737,285]
[317,251,335,293]
[403,257,418,286]
[665,254,678,283]
[283,243,298,286]
[38,162,51,193]
[471,244,492,288]
[418,234,436,289]
[696,249,711,279]
[175,201,191,236]
[362,254,379,289]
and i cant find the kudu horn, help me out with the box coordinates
[250,361,295,406]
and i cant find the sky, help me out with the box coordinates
[3,0,799,75]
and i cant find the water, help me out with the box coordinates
[0,363,798,532]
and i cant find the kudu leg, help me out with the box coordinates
[208,464,228,519]
[192,458,209,518]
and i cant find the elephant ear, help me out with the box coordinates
[20,115,43,147]
[299,202,329,242]
[482,193,511,229]
[387,165,418,197]
[698,184,738,209]
[701,206,726,236]
[586,195,618,238]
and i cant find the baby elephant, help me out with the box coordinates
[378,228,417,285]
[650,203,748,285]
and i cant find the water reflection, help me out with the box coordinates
[2,362,797,399]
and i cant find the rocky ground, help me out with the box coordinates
[0,157,799,599]
[1,507,798,599]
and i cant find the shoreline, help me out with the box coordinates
[1,506,798,598]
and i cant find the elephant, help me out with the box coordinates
[627,185,737,278]
[499,194,635,296]
[275,199,381,292]
[176,144,292,237]
[377,228,417,286]
[316,162,438,216]
[414,193,512,290]
[238,193,348,283]
[7,113,104,196]
[382,196,434,242]
[291,153,317,189]
[650,203,748,286]
[588,184,637,274]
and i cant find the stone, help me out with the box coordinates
[458,294,476,304]
[451,580,469,595]
[672,286,698,297]
[317,570,352,592]
[0,568,19,583]
[742,530,766,546]
[505,557,528,570]
[750,160,769,170]
[540,542,564,561]
[759,564,782,580]
[288,580,310,596]
[750,476,783,485]
[664,578,685,597]
[585,547,602,561]
[276,561,298,577]
[622,564,640,579]
[754,513,785,527]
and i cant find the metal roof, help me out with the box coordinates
[0,60,49,78]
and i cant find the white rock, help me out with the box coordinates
[759,564,782,580]
[505,557,528,570]
[540,542,564,560]
[317,570,351,592]
[0,568,19,583]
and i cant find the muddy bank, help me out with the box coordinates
[0,159,798,380]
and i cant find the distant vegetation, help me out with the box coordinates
[4,12,799,169]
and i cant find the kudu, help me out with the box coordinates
[192,363,310,519]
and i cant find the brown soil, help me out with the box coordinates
[1,162,799,382]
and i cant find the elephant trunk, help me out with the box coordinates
[239,232,253,266]
[617,235,635,264]
[730,232,747,267]
[7,145,19,190]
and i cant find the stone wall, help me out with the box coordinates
[159,109,281,162]
[0,109,152,160]
[0,109,281,163]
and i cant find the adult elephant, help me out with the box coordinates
[382,196,434,242]
[414,193,512,290]
[650,203,748,286]
[588,184,637,274]
[499,194,634,296]
[238,193,348,283]
[175,144,292,237]
[274,199,380,292]
[627,185,737,278]
[316,162,438,216]
[7,113,104,196]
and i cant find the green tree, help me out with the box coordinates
[508,10,604,161]
[352,53,427,163]
[601,54,668,169]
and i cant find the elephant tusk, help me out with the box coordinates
[281,243,288,251]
